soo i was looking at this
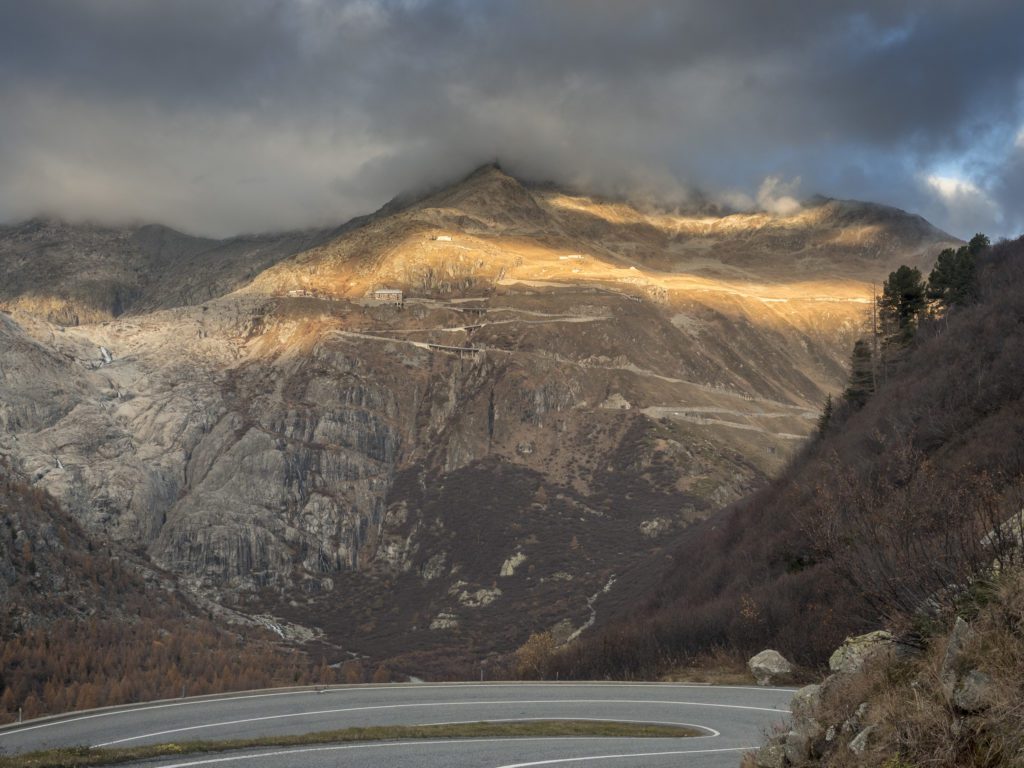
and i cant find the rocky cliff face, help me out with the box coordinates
[0,166,959,672]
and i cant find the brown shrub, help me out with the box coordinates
[515,631,557,679]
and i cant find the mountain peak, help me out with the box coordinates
[415,161,548,229]
[464,160,507,178]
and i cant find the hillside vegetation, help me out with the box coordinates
[0,461,339,724]
[542,235,1024,679]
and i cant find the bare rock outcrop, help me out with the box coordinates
[828,630,895,674]
[748,649,794,686]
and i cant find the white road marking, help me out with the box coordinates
[495,746,754,767]
[124,739,753,768]
[0,683,794,738]
[94,699,789,747]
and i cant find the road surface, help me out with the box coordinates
[0,682,794,767]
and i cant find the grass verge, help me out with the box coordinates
[0,720,702,768]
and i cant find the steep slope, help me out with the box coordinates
[0,165,960,675]
[544,236,1024,679]
[0,218,329,324]
[0,459,336,723]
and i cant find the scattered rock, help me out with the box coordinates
[457,586,502,607]
[420,552,447,581]
[848,725,876,754]
[499,550,527,577]
[953,669,993,713]
[840,702,869,735]
[748,649,794,686]
[598,393,632,410]
[828,630,894,674]
[429,611,459,630]
[941,617,973,690]
[639,517,671,538]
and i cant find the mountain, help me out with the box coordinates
[0,218,329,324]
[0,165,959,675]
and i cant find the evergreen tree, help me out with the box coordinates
[879,265,926,342]
[817,393,834,435]
[843,339,875,408]
[928,236,984,308]
[967,232,990,255]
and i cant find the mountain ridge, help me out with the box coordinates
[0,164,962,677]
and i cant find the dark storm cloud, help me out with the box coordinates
[0,0,1022,238]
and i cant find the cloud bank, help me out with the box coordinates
[1,0,1023,238]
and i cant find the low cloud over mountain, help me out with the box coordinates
[1,1,1022,238]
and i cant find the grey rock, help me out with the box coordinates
[953,669,993,713]
[783,730,811,765]
[790,683,822,720]
[748,649,794,686]
[848,725,876,754]
[829,630,894,674]
[941,617,973,691]
[840,702,868,735]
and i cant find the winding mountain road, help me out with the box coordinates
[0,682,794,767]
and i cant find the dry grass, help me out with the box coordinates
[661,646,758,686]
[804,566,1024,767]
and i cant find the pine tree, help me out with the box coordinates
[817,393,834,435]
[928,234,986,309]
[879,265,926,343]
[844,339,875,408]
[967,232,990,255]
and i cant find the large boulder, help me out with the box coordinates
[790,683,822,721]
[828,631,894,674]
[783,730,811,765]
[748,649,794,686]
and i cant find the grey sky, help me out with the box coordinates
[1,0,1022,239]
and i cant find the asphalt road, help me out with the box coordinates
[0,682,794,767]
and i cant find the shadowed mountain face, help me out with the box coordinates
[0,219,330,325]
[0,166,958,673]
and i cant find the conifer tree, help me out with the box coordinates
[817,393,834,435]
[879,265,926,342]
[843,339,875,408]
[928,233,986,309]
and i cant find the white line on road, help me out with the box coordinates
[123,739,754,768]
[94,699,790,747]
[495,746,754,767]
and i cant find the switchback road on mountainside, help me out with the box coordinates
[0,682,795,767]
